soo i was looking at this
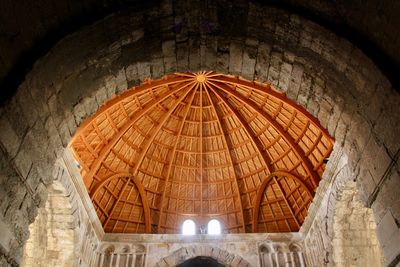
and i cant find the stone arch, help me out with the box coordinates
[155,246,251,267]
[0,0,398,265]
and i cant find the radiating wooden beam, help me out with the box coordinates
[273,176,301,229]
[206,87,246,233]
[208,85,274,174]
[80,80,196,188]
[71,75,194,135]
[102,85,195,231]
[207,75,333,142]
[200,82,204,217]
[208,80,320,187]
[156,85,198,233]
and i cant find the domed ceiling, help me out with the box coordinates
[70,71,334,234]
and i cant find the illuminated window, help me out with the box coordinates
[182,220,196,235]
[207,219,221,235]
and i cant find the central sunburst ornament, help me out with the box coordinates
[176,71,214,85]
[195,73,207,83]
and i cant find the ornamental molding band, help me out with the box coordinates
[69,71,334,234]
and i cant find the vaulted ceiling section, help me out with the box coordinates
[69,72,334,234]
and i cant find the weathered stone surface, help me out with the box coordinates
[0,0,398,266]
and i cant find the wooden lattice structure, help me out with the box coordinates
[69,71,334,234]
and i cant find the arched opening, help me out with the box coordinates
[176,256,225,267]
[182,220,196,235]
[21,181,76,266]
[207,219,222,235]
[155,246,251,267]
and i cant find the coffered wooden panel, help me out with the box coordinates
[70,71,334,234]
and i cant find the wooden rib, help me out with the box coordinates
[102,85,194,230]
[273,176,301,229]
[91,172,151,232]
[207,85,274,174]
[82,80,195,187]
[207,75,333,140]
[112,182,135,232]
[157,85,198,232]
[71,76,193,136]
[252,171,313,232]
[205,87,246,232]
[258,215,296,224]
[80,135,98,157]
[207,80,319,187]
[200,82,203,217]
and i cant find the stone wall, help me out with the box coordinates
[21,181,76,267]
[18,152,102,267]
[1,0,399,101]
[101,233,304,267]
[0,0,399,266]
[331,181,383,267]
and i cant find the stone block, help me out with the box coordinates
[374,165,400,223]
[4,98,29,140]
[33,182,48,208]
[359,136,392,186]
[362,85,384,125]
[382,228,400,264]
[0,115,21,158]
[267,51,283,87]
[176,42,189,72]
[216,52,229,73]
[229,41,244,75]
[57,122,71,147]
[277,62,292,93]
[104,75,117,99]
[297,73,313,108]
[286,63,303,101]
[241,42,258,80]
[211,247,221,259]
[376,211,398,250]
[163,56,177,74]
[0,215,12,252]
[333,118,348,146]
[217,249,230,263]
[15,86,38,128]
[162,40,176,58]
[115,69,128,94]
[151,58,165,80]
[230,255,242,267]
[12,149,32,181]
[254,42,271,82]
[202,38,217,70]
[373,92,400,157]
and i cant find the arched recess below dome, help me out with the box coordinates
[88,172,151,233]
[154,246,251,267]
[253,171,315,232]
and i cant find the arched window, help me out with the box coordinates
[182,219,196,235]
[207,219,221,235]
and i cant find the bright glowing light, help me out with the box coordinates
[182,219,196,235]
[207,219,221,235]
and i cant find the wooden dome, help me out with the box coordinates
[70,71,334,234]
